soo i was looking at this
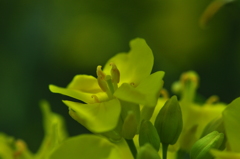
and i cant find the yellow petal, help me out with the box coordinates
[67,75,101,93]
[63,98,121,133]
[49,84,108,104]
[103,38,154,86]
[49,135,131,159]
[114,71,164,107]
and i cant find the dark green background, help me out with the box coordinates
[1,0,240,152]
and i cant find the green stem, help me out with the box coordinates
[162,143,169,159]
[106,76,115,95]
[126,139,137,159]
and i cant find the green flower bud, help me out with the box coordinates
[190,131,224,159]
[201,117,225,137]
[137,144,161,159]
[154,95,183,145]
[201,117,226,150]
[139,120,160,151]
[179,125,198,151]
[122,111,138,139]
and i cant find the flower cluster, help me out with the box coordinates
[49,38,165,140]
[0,38,240,159]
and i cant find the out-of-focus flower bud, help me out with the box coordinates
[201,116,226,150]
[154,95,183,145]
[139,120,160,151]
[190,131,224,159]
[122,111,138,139]
[137,144,161,159]
[201,117,225,137]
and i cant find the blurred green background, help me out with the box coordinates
[1,0,240,152]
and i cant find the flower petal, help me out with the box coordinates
[49,134,127,159]
[63,98,121,133]
[114,71,165,107]
[222,97,240,152]
[67,75,101,93]
[103,38,154,86]
[49,84,108,104]
[35,101,68,159]
[49,85,94,103]
[49,75,108,104]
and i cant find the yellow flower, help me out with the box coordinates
[49,38,164,133]
[151,71,226,153]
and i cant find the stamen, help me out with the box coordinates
[206,95,219,104]
[159,89,169,99]
[91,95,100,103]
[181,72,199,88]
[96,65,105,79]
[96,65,109,92]
[110,62,120,84]
[97,77,108,92]
[180,71,199,103]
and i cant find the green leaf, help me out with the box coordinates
[63,98,121,133]
[114,71,165,107]
[103,38,154,86]
[49,135,125,159]
[222,97,240,152]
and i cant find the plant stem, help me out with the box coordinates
[162,143,169,159]
[126,139,137,159]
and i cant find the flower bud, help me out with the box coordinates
[121,111,138,139]
[201,117,226,151]
[154,95,183,145]
[190,131,224,159]
[137,144,161,159]
[201,117,225,137]
[139,120,160,151]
